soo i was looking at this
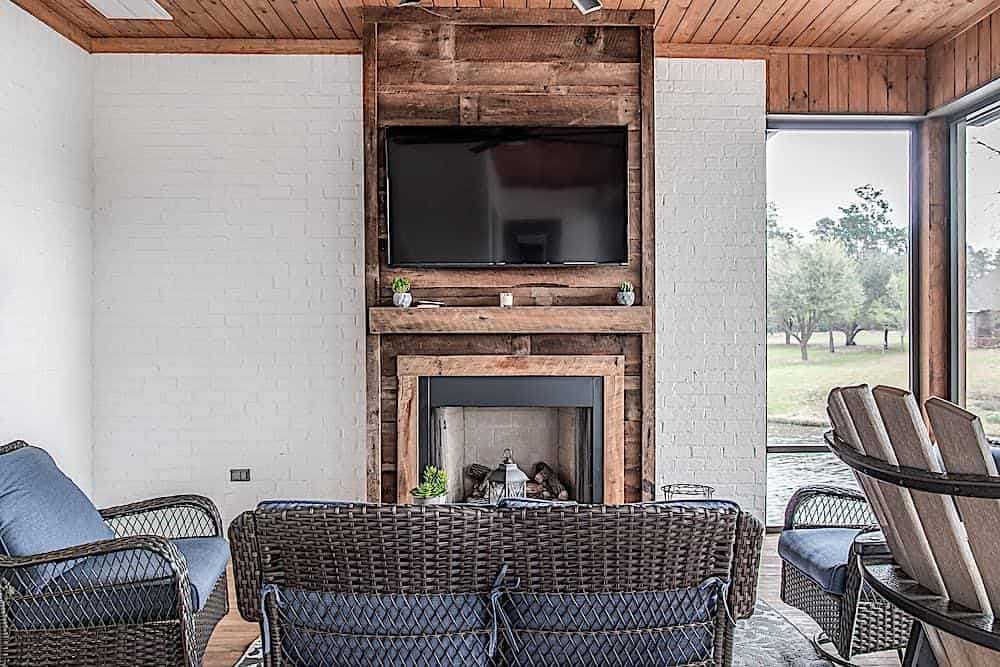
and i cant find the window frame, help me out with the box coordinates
[763,117,921,530]
[948,96,1000,406]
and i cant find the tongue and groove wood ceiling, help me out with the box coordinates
[13,0,1000,52]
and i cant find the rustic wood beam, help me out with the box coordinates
[10,0,92,51]
[369,306,654,335]
[363,7,655,27]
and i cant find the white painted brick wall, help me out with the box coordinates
[91,54,366,522]
[654,58,767,517]
[0,4,94,491]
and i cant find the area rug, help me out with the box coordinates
[233,600,832,666]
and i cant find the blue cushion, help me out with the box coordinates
[7,537,229,630]
[0,446,114,592]
[778,528,862,595]
[271,588,492,667]
[502,581,723,666]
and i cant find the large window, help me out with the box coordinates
[765,127,913,526]
[955,102,1000,438]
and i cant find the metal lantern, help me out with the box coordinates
[488,448,529,504]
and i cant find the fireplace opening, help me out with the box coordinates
[418,376,604,503]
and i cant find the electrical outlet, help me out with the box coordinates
[230,468,251,482]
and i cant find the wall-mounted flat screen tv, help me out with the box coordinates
[386,126,628,267]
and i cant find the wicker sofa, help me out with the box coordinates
[230,499,763,667]
[0,440,229,667]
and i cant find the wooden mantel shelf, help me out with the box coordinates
[368,306,653,334]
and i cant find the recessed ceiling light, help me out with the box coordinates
[85,0,172,20]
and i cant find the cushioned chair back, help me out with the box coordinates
[0,442,113,592]
[247,503,744,666]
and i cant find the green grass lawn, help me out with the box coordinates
[767,329,1000,435]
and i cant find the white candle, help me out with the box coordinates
[499,292,514,308]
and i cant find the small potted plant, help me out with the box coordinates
[616,281,635,306]
[392,276,412,308]
[411,465,448,505]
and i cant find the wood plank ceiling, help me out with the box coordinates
[13,0,1000,51]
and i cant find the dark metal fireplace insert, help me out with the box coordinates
[418,376,604,503]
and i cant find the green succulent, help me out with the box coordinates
[411,466,447,498]
[392,277,412,294]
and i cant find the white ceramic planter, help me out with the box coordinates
[616,291,635,306]
[393,292,413,308]
[412,494,446,505]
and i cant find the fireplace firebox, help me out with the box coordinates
[418,376,604,503]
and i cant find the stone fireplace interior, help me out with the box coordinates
[419,376,603,503]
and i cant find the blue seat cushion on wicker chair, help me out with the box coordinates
[7,536,228,630]
[501,580,724,666]
[0,445,114,592]
[778,528,863,595]
[269,588,492,667]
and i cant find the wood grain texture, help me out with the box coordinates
[367,12,653,504]
[918,118,951,407]
[928,6,1000,111]
[767,50,927,115]
[369,306,654,334]
[22,0,1000,65]
[394,354,627,504]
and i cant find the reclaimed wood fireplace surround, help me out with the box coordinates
[363,8,655,504]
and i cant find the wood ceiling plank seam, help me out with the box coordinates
[293,0,336,37]
[217,0,279,36]
[830,0,902,48]
[619,0,646,12]
[923,0,1000,50]
[104,18,152,35]
[337,0,362,36]
[278,0,320,35]
[194,0,255,36]
[240,0,294,36]
[264,0,312,37]
[766,51,790,111]
[992,13,1000,77]
[164,0,231,35]
[861,0,937,48]
[671,0,717,43]
[150,0,215,36]
[655,0,695,43]
[954,25,968,97]
[752,0,809,44]
[54,0,123,37]
[730,0,784,44]
[144,18,183,35]
[691,0,743,43]
[965,23,980,89]
[793,0,859,46]
[313,0,356,38]
[709,0,764,43]
[807,0,877,46]
[871,0,951,48]
[978,16,991,83]
[771,0,837,47]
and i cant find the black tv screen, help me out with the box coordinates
[386,126,628,267]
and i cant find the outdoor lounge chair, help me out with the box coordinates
[0,440,229,667]
[820,386,1000,666]
[229,500,763,666]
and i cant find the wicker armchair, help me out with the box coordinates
[230,500,763,667]
[779,485,912,662]
[0,440,229,667]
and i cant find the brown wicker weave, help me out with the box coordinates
[779,485,911,661]
[0,440,229,667]
[230,502,763,667]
